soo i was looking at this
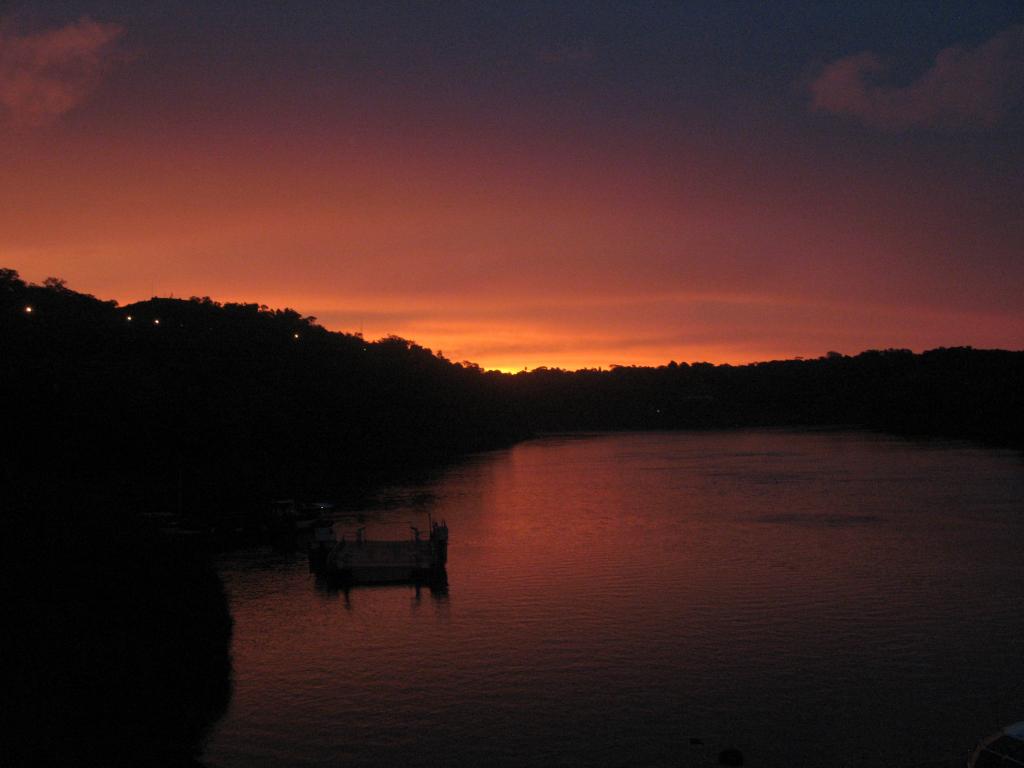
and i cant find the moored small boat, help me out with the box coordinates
[968,721,1024,767]
[266,499,334,536]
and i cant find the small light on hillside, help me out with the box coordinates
[24,305,33,313]
[153,318,160,325]
[293,333,300,339]
[126,315,133,321]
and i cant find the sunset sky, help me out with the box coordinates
[2,2,1022,371]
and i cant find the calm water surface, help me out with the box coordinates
[203,431,1024,767]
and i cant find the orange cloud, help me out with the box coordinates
[811,25,1024,130]
[0,17,124,126]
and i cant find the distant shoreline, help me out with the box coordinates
[4,269,1021,530]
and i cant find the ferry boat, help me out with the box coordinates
[308,517,448,586]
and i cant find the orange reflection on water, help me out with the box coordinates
[209,431,1024,768]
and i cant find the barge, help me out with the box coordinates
[309,517,448,586]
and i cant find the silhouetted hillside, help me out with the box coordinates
[3,269,1021,526]
[1,270,525,521]
[506,349,1024,446]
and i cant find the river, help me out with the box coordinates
[203,430,1024,767]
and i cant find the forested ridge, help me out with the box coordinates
[1,269,524,519]
[512,348,1024,444]
[3,269,1021,521]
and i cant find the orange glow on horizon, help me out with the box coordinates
[2,69,1021,368]
[11,275,1014,373]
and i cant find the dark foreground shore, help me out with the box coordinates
[8,504,232,766]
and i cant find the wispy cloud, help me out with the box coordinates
[810,25,1024,130]
[0,17,124,126]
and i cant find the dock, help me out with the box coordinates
[308,519,448,586]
